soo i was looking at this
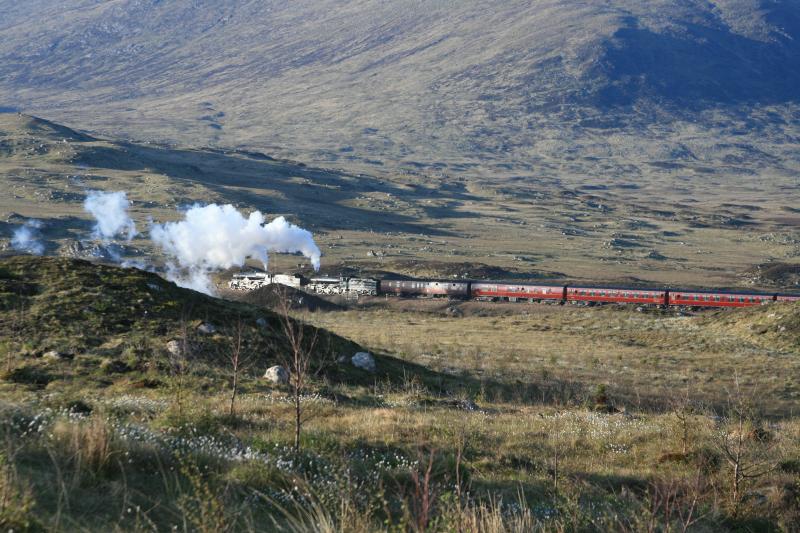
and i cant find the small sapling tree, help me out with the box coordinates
[222,317,252,417]
[714,379,779,516]
[272,286,334,453]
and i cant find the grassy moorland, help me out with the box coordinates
[3,113,800,290]
[1,256,799,531]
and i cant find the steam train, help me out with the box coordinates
[378,279,800,308]
[230,272,800,309]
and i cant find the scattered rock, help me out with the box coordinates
[445,305,463,317]
[446,398,479,411]
[166,340,186,357]
[42,350,73,361]
[263,365,289,384]
[351,352,376,373]
[197,322,216,334]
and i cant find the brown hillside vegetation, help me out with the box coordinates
[0,257,799,530]
[0,256,361,386]
[703,301,800,352]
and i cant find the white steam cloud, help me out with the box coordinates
[151,204,321,295]
[11,219,45,255]
[84,190,137,241]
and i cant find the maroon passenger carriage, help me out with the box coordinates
[669,290,775,308]
[470,282,566,302]
[372,277,800,309]
[566,286,668,306]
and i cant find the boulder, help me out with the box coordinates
[351,352,376,373]
[166,340,184,357]
[197,322,216,334]
[263,365,289,384]
[256,317,268,328]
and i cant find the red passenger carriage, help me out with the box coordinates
[470,283,566,301]
[566,286,668,306]
[669,291,774,308]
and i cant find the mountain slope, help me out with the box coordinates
[0,0,798,179]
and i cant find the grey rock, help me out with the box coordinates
[197,322,216,334]
[166,340,184,357]
[264,365,289,384]
[351,351,376,373]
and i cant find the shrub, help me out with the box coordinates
[778,458,800,474]
[99,358,131,374]
[65,399,93,416]
[51,416,119,478]
[2,365,53,386]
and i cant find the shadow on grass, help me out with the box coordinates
[74,143,466,237]
[343,351,744,416]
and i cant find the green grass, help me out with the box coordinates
[307,300,800,416]
[1,257,799,530]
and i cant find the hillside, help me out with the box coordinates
[0,256,365,390]
[705,300,800,352]
[2,113,800,288]
[0,0,798,185]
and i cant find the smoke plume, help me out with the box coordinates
[84,190,137,241]
[11,219,45,255]
[151,204,321,294]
